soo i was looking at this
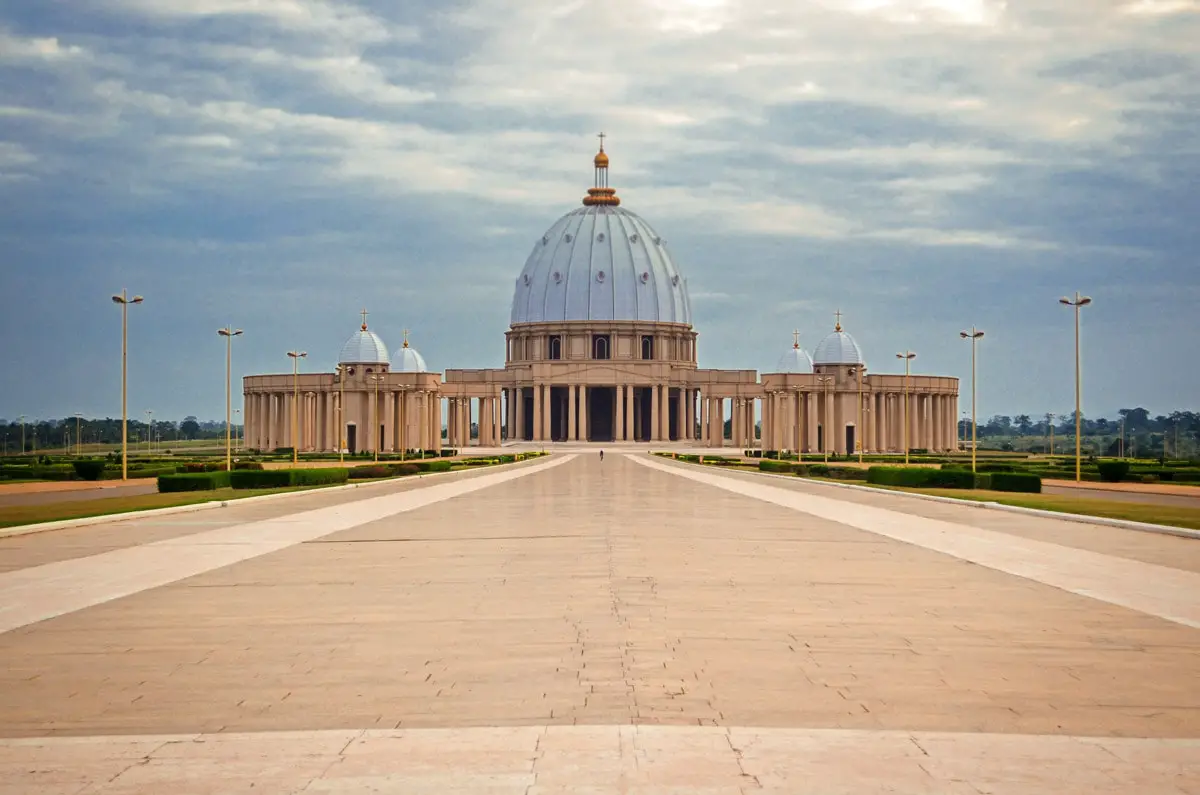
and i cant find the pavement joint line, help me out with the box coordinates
[631,453,1200,630]
[0,454,574,635]
[660,456,1200,541]
[0,458,551,541]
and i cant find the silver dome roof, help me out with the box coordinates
[813,328,864,365]
[775,345,814,373]
[338,326,390,365]
[392,342,427,373]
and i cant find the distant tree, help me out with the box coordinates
[180,416,200,439]
[1014,414,1032,435]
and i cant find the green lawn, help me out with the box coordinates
[863,484,1200,531]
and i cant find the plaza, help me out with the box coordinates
[0,451,1196,792]
[242,144,959,456]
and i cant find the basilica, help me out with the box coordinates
[242,142,960,455]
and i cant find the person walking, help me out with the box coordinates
[599,449,604,462]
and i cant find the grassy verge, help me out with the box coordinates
[0,485,356,530]
[862,485,1200,531]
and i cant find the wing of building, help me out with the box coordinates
[242,143,959,455]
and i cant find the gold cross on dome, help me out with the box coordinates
[360,308,369,330]
[792,329,801,349]
[834,308,843,332]
[597,131,606,151]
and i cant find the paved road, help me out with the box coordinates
[1043,482,1200,508]
[0,482,158,508]
[0,453,1196,793]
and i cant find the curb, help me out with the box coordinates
[0,458,545,541]
[656,457,1200,541]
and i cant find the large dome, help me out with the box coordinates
[510,146,692,326]
[775,346,814,373]
[813,328,864,366]
[339,325,390,366]
[392,334,428,372]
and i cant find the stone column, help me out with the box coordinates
[568,385,577,442]
[614,385,624,442]
[530,389,541,442]
[434,394,443,453]
[579,385,588,442]
[626,385,635,442]
[650,384,660,442]
[685,388,694,442]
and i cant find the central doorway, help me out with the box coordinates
[587,386,615,442]
[346,423,357,455]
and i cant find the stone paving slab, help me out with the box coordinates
[657,457,1200,573]
[0,726,1194,794]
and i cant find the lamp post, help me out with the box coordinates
[218,326,244,471]
[145,409,153,456]
[18,415,24,456]
[1059,292,1091,483]
[816,376,833,463]
[233,408,242,452]
[287,351,307,465]
[895,351,916,464]
[854,366,866,464]
[1118,417,1125,459]
[75,413,82,457]
[112,289,144,480]
[369,374,386,463]
[959,327,984,474]
[336,365,348,464]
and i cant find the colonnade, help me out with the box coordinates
[445,395,502,448]
[244,389,441,454]
[759,390,958,453]
[504,384,699,442]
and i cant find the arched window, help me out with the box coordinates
[592,334,610,360]
[641,335,654,360]
[548,336,562,360]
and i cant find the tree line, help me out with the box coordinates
[0,416,236,453]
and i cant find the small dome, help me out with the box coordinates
[813,329,864,365]
[775,346,813,373]
[392,339,427,372]
[339,325,390,365]
[594,150,609,167]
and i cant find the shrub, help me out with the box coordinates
[925,469,980,489]
[868,467,983,489]
[440,449,458,457]
[758,460,793,474]
[824,467,869,481]
[414,460,453,473]
[229,469,292,489]
[158,471,231,492]
[1097,460,1131,482]
[72,459,106,481]
[389,463,421,476]
[233,461,264,470]
[990,472,1042,493]
[349,465,392,479]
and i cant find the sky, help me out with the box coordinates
[1,0,1198,424]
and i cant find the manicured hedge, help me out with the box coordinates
[228,468,350,489]
[1097,460,1131,482]
[390,463,420,476]
[759,460,794,474]
[349,465,392,479]
[233,461,264,470]
[414,460,453,473]
[158,471,231,492]
[72,459,106,480]
[867,467,985,489]
[990,472,1042,493]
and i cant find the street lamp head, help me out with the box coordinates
[1078,297,1092,306]
[111,295,122,304]
[131,296,143,304]
[1058,297,1071,305]
[287,351,307,359]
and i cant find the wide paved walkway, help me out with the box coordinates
[0,453,1196,793]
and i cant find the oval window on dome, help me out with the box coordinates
[597,233,605,242]
[596,270,606,283]
[542,235,549,245]
[672,275,680,286]
[553,271,562,283]
[630,234,639,244]
[522,274,530,285]
[640,271,649,283]
[564,233,573,242]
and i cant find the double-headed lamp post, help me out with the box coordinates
[145,409,153,455]
[336,364,348,464]
[1058,292,1092,483]
[816,375,833,463]
[369,374,386,463]
[895,351,916,464]
[959,327,984,474]
[287,351,307,465]
[218,327,244,471]
[75,412,83,457]
[111,290,144,480]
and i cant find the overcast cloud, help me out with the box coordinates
[1,0,1197,422]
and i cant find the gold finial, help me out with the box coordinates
[792,329,801,349]
[834,309,843,332]
[360,308,369,331]
[402,328,410,348]
[584,134,619,206]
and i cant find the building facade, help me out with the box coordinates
[243,144,959,455]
